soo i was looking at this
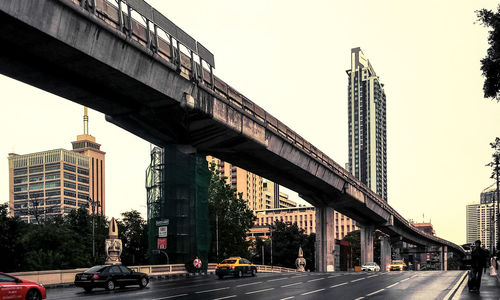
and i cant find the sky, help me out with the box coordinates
[1,0,500,245]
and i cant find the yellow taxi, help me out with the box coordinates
[215,257,257,279]
[388,259,407,271]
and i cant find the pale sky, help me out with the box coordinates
[1,0,500,245]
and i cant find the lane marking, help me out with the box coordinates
[291,275,308,278]
[366,288,385,296]
[400,278,410,282]
[351,277,366,282]
[268,277,289,282]
[367,274,378,278]
[386,282,400,288]
[245,288,274,294]
[280,297,294,300]
[301,288,325,296]
[307,277,325,282]
[152,294,188,300]
[327,275,339,278]
[411,274,418,278]
[236,281,263,287]
[354,297,365,300]
[212,296,236,300]
[281,282,302,288]
[196,287,230,294]
[331,282,348,288]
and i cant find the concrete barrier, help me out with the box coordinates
[9,263,297,286]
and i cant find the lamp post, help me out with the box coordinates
[88,197,101,261]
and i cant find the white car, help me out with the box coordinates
[361,262,380,271]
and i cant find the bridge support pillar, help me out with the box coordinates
[440,246,448,271]
[360,225,374,265]
[380,235,391,272]
[315,206,335,272]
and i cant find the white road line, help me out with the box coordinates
[236,281,263,287]
[353,297,365,300]
[367,274,378,278]
[386,282,400,288]
[152,294,188,300]
[281,282,302,288]
[307,277,325,282]
[327,275,339,278]
[351,277,366,282]
[268,277,289,282]
[212,296,237,300]
[411,274,418,278]
[331,282,348,288]
[301,288,325,296]
[245,288,274,294]
[195,287,230,294]
[280,297,294,300]
[366,289,385,296]
[400,278,410,282]
[291,275,308,278]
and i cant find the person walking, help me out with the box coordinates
[470,240,490,293]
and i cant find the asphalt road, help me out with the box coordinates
[46,270,466,300]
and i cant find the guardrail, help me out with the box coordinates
[9,263,297,286]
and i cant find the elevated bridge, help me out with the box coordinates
[0,0,464,270]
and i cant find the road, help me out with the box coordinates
[47,271,465,300]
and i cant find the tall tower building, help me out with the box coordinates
[347,47,387,201]
[72,107,106,215]
[466,188,498,251]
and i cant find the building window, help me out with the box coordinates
[29,174,43,182]
[63,163,76,172]
[29,166,43,174]
[46,181,60,189]
[64,172,76,181]
[78,176,89,184]
[78,184,89,192]
[29,183,43,191]
[45,163,60,171]
[64,198,76,206]
[64,189,76,198]
[14,185,27,192]
[46,189,61,197]
[78,192,89,200]
[14,168,27,176]
[78,168,89,176]
[13,176,27,184]
[64,181,76,189]
[45,172,60,180]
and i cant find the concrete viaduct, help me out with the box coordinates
[0,0,464,271]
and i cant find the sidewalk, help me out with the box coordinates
[456,269,500,299]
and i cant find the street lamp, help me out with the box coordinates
[88,197,101,261]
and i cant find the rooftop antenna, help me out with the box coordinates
[84,106,89,135]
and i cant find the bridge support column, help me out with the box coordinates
[380,235,391,272]
[440,246,448,271]
[360,225,374,265]
[315,206,335,272]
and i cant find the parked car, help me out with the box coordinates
[215,257,257,279]
[74,265,149,292]
[389,260,407,271]
[361,262,380,271]
[0,272,46,300]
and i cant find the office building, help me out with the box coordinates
[263,180,296,209]
[347,47,387,201]
[8,108,105,222]
[466,188,498,251]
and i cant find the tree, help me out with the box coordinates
[342,230,383,266]
[267,220,315,270]
[477,5,500,100]
[208,164,255,262]
[0,203,29,272]
[118,210,148,265]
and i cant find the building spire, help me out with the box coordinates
[84,106,89,135]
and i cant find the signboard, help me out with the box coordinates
[157,238,167,249]
[156,219,169,226]
[158,226,168,237]
[193,257,202,269]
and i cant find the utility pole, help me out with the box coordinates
[89,197,100,262]
[487,137,500,254]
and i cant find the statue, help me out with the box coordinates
[295,246,306,272]
[105,217,123,265]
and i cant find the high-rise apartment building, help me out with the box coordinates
[347,47,387,201]
[466,189,498,251]
[207,156,264,210]
[262,180,296,209]
[8,108,105,222]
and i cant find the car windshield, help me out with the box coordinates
[84,266,107,274]
[221,259,237,264]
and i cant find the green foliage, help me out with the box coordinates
[342,229,383,266]
[208,164,256,262]
[118,210,148,265]
[477,5,500,100]
[0,203,29,272]
[263,220,315,271]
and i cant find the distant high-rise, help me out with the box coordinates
[347,47,387,201]
[466,188,498,251]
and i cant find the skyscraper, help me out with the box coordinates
[466,188,498,251]
[347,47,387,201]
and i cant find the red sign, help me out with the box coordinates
[193,257,202,269]
[158,238,167,249]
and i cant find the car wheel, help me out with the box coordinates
[25,289,41,300]
[139,277,149,288]
[83,287,93,293]
[217,274,224,280]
[105,280,115,291]
[251,269,256,277]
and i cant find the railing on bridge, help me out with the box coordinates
[68,0,462,253]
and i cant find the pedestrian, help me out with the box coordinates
[469,240,490,293]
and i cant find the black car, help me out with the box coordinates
[74,265,149,292]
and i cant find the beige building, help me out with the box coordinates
[207,156,264,210]
[8,108,105,222]
[250,206,358,239]
[263,180,296,209]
